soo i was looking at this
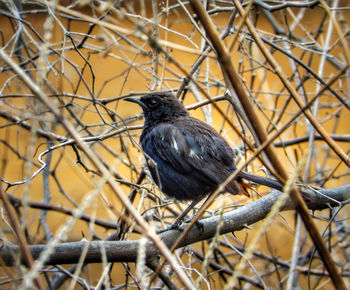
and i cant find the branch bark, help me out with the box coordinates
[1,184,349,266]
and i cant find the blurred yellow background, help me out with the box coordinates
[0,1,349,288]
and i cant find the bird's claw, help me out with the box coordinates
[156,218,205,234]
[156,221,183,234]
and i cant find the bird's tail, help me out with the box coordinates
[238,171,283,192]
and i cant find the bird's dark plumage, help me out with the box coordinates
[125,92,246,201]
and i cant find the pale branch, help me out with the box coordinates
[1,184,349,266]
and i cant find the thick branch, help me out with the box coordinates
[1,184,349,266]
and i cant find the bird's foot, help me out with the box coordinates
[156,221,183,234]
[184,217,204,232]
[156,217,205,234]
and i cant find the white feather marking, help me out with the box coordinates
[189,148,196,157]
[172,138,179,151]
[189,147,203,159]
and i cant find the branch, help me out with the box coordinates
[1,184,349,266]
[274,134,350,147]
[7,193,119,229]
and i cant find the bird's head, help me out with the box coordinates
[124,92,188,126]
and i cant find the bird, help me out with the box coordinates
[125,92,283,227]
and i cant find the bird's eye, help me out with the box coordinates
[148,99,158,108]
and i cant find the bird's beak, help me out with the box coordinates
[124,97,146,109]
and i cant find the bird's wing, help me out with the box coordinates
[145,119,234,185]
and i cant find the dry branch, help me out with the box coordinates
[1,184,349,266]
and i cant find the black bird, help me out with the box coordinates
[125,92,283,225]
